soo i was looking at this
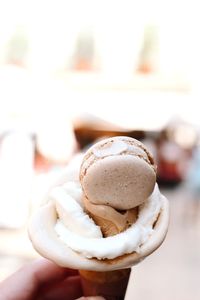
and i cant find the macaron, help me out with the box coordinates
[80,136,156,210]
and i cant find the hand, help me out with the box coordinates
[0,258,83,300]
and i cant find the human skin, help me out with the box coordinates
[0,258,84,300]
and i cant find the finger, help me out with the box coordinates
[0,264,38,300]
[0,258,78,300]
[30,258,78,287]
[37,275,82,300]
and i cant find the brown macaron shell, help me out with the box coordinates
[80,136,156,210]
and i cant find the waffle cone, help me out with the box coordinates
[79,197,135,298]
[79,268,131,300]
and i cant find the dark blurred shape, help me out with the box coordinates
[156,121,197,186]
[74,126,145,149]
[73,114,145,149]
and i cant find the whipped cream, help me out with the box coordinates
[50,183,102,238]
[52,181,163,260]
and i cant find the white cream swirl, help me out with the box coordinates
[51,182,162,260]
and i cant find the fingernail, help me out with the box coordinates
[86,297,106,300]
[76,297,106,300]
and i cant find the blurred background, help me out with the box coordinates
[0,0,200,299]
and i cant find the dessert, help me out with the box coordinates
[29,136,169,299]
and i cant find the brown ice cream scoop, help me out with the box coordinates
[80,136,156,210]
[83,195,138,237]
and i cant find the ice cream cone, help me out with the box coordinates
[28,136,169,299]
[79,196,134,299]
[79,268,131,300]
